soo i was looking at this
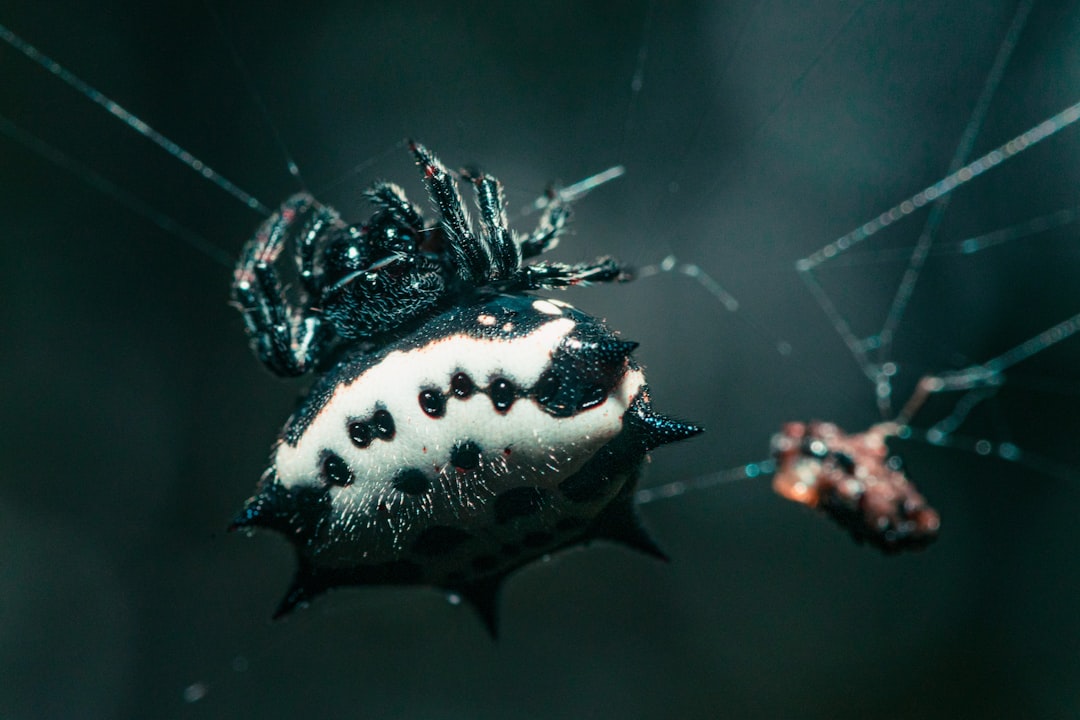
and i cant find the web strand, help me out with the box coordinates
[636,255,793,355]
[794,96,1080,416]
[638,6,1079,500]
[797,101,1080,273]
[636,459,775,505]
[0,22,270,216]
[0,112,233,268]
[617,0,656,162]
[203,0,306,189]
[875,0,1035,380]
[816,205,1080,266]
[522,165,627,216]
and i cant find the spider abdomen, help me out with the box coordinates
[232,294,701,631]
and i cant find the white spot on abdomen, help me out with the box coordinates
[274,316,644,530]
[532,299,562,315]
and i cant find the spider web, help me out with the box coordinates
[630,0,1080,502]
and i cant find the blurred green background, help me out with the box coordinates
[2,1,1079,717]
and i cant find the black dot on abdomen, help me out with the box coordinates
[450,440,482,470]
[494,486,550,523]
[347,421,374,448]
[322,453,354,487]
[488,377,516,413]
[451,372,475,398]
[412,525,473,556]
[371,409,395,440]
[419,389,447,418]
[391,468,430,495]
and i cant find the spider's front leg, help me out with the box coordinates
[412,141,558,285]
[409,141,494,284]
[512,257,632,291]
[231,193,339,377]
[409,141,612,293]
[461,167,521,281]
[520,189,570,260]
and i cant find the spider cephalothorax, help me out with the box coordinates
[229,144,700,633]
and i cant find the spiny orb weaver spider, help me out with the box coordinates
[228,142,701,634]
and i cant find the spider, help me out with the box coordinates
[228,143,701,634]
[230,141,628,377]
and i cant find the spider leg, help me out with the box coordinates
[294,203,343,296]
[409,141,492,283]
[366,181,424,231]
[464,169,521,281]
[510,257,632,291]
[231,193,330,377]
[520,190,570,259]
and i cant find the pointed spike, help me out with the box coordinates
[637,408,704,450]
[454,575,505,638]
[597,519,669,561]
[228,493,275,532]
[228,479,293,533]
[272,561,328,620]
[590,494,669,561]
[628,393,696,445]
[273,575,314,620]
[623,390,703,450]
[603,338,639,355]
[590,338,639,363]
[230,481,331,537]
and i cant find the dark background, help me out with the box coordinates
[2,1,1079,718]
